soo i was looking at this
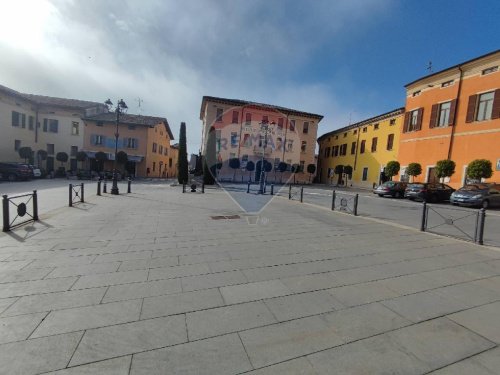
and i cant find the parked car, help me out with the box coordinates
[29,165,42,178]
[373,181,407,198]
[0,162,33,181]
[450,183,500,209]
[405,182,455,203]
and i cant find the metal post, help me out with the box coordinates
[300,187,304,203]
[202,183,205,193]
[270,184,274,195]
[103,180,107,193]
[420,201,427,231]
[182,183,186,193]
[2,195,9,232]
[127,177,131,193]
[289,185,292,199]
[331,190,336,211]
[32,190,38,221]
[477,208,486,245]
[69,184,73,207]
[81,183,84,203]
[97,180,101,196]
[247,181,250,194]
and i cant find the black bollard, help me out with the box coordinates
[420,201,427,231]
[331,190,336,210]
[32,190,38,221]
[247,182,250,194]
[81,183,84,203]
[103,181,107,193]
[127,177,131,193]
[202,183,205,193]
[300,187,304,202]
[353,194,359,216]
[270,184,274,195]
[97,180,101,196]
[477,208,486,245]
[69,184,73,207]
[2,195,9,232]
[288,185,292,199]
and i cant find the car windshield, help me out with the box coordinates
[408,183,424,189]
[460,184,489,191]
[381,182,396,187]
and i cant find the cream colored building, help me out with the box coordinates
[200,96,323,183]
[0,84,105,172]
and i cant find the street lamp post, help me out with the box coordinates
[105,98,128,195]
[258,121,273,194]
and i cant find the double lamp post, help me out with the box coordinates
[105,98,128,195]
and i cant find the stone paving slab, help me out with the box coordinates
[0,182,499,374]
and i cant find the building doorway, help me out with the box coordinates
[427,167,438,183]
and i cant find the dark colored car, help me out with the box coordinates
[0,162,33,181]
[405,182,455,202]
[450,183,500,209]
[373,181,407,198]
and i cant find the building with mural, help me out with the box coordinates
[199,96,323,184]
[398,50,500,187]
[317,108,404,188]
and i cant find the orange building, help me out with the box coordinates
[82,113,175,178]
[398,50,500,187]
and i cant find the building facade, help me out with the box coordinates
[398,50,500,187]
[200,96,323,184]
[82,113,175,178]
[318,108,404,188]
[0,84,105,172]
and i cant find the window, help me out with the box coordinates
[128,125,136,130]
[14,140,21,151]
[340,144,347,156]
[241,155,249,166]
[48,119,58,133]
[374,123,379,130]
[333,145,339,157]
[353,129,357,135]
[231,132,238,148]
[412,90,421,97]
[303,122,309,134]
[152,143,158,153]
[243,133,250,147]
[362,127,367,133]
[245,113,251,124]
[299,160,305,172]
[289,120,295,132]
[29,116,34,130]
[343,132,347,138]
[482,66,498,75]
[259,135,265,147]
[95,135,104,145]
[164,148,168,156]
[278,118,283,129]
[21,114,26,128]
[438,101,451,127]
[232,111,238,123]
[301,141,307,152]
[389,119,396,125]
[97,121,103,127]
[360,140,366,154]
[159,145,163,154]
[169,158,173,167]
[47,144,54,155]
[70,146,78,157]
[362,167,368,181]
[126,138,138,149]
[72,122,79,135]
[216,108,223,122]
[386,134,394,150]
[351,142,356,155]
[476,91,494,121]
[262,115,268,123]
[11,111,20,127]
[276,137,282,150]
[371,137,378,152]
[287,140,293,151]
[152,162,156,172]
[335,135,338,140]
[325,147,330,157]
[441,80,454,87]
[409,109,419,131]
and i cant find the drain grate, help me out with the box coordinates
[210,215,241,220]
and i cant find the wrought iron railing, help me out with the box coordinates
[2,191,39,232]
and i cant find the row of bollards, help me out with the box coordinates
[182,182,205,194]
[96,178,132,197]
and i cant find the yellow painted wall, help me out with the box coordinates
[318,110,403,188]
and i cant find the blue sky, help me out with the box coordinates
[0,0,499,153]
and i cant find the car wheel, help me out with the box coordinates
[482,200,490,209]
[378,194,384,197]
[7,174,17,182]
[395,191,402,198]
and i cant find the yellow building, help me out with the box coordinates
[317,108,404,188]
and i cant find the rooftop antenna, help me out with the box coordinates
[427,61,433,73]
[136,97,143,115]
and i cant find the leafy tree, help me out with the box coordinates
[385,161,400,180]
[178,122,189,184]
[203,127,216,184]
[56,152,68,167]
[18,147,33,163]
[116,151,128,176]
[95,151,108,172]
[229,157,240,181]
[467,159,493,181]
[334,165,344,185]
[263,160,272,172]
[344,165,353,178]
[291,164,300,184]
[307,164,316,182]
[406,162,422,182]
[277,162,287,183]
[76,151,88,170]
[245,161,255,182]
[37,149,48,168]
[435,159,456,181]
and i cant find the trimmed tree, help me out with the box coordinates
[291,164,300,184]
[435,159,456,181]
[56,152,68,167]
[37,149,48,168]
[385,161,400,181]
[229,157,240,181]
[344,165,353,185]
[307,164,316,183]
[277,162,287,183]
[246,161,255,182]
[18,147,33,163]
[95,151,108,172]
[178,122,189,184]
[334,165,344,185]
[76,151,87,169]
[467,159,493,182]
[116,151,128,176]
[406,162,422,182]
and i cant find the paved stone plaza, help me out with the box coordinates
[1,183,500,374]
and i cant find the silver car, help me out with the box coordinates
[450,183,500,209]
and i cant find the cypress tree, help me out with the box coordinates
[178,122,189,184]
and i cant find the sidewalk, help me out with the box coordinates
[1,184,500,374]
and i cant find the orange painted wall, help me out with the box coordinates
[398,52,500,187]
